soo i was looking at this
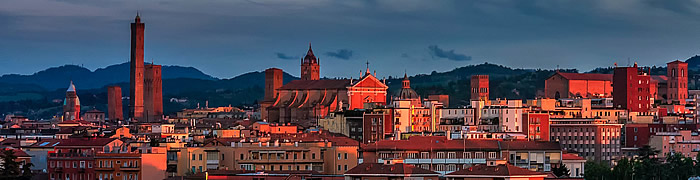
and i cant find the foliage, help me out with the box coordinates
[584,146,700,180]
[552,163,570,177]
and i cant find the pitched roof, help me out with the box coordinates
[56,138,119,147]
[562,153,586,160]
[361,136,501,151]
[345,163,439,176]
[3,148,30,157]
[500,141,561,151]
[278,79,350,90]
[651,75,668,83]
[27,139,62,148]
[555,72,612,81]
[446,164,546,177]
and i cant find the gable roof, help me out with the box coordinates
[278,79,350,90]
[351,74,388,89]
[345,163,439,176]
[555,72,612,81]
[56,138,120,147]
[446,164,546,177]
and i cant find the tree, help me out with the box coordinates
[584,160,612,180]
[20,162,32,180]
[0,149,20,179]
[552,164,570,177]
[612,157,635,180]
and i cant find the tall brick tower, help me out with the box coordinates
[260,68,283,121]
[129,13,145,121]
[300,43,320,80]
[107,86,123,121]
[613,63,651,113]
[667,60,688,104]
[264,68,283,101]
[144,64,163,122]
[63,81,81,121]
[471,75,489,101]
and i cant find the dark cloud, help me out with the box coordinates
[400,53,410,58]
[325,49,354,60]
[275,52,298,60]
[427,45,471,61]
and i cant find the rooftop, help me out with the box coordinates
[345,163,439,176]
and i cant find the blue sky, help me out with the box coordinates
[2,0,700,79]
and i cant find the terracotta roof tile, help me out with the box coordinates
[556,72,612,81]
[345,163,439,176]
[57,138,119,147]
[278,79,350,90]
[562,153,585,160]
[447,164,546,177]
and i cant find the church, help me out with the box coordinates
[260,45,388,127]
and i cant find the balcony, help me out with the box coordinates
[237,158,323,164]
[95,167,114,171]
[48,153,93,159]
[121,166,140,171]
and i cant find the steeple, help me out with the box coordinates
[67,81,76,92]
[402,72,410,88]
[135,11,141,23]
[300,43,320,80]
[365,60,371,76]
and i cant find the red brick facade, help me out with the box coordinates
[522,113,550,141]
[544,72,612,99]
[107,86,123,121]
[667,60,688,104]
[144,64,163,121]
[129,15,145,121]
[471,75,489,100]
[613,65,651,112]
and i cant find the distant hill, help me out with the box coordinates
[686,55,700,70]
[0,62,217,91]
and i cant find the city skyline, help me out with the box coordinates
[3,0,700,78]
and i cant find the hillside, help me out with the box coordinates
[0,62,217,91]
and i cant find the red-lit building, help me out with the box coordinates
[362,111,393,143]
[107,86,123,121]
[47,138,124,180]
[544,72,612,99]
[550,118,623,162]
[667,60,689,105]
[344,163,440,180]
[260,68,284,121]
[613,63,651,113]
[129,14,145,121]
[63,81,81,121]
[262,45,388,126]
[144,64,163,122]
[428,94,450,107]
[522,113,550,141]
[471,75,489,100]
[624,123,700,148]
[128,14,163,122]
[445,164,547,180]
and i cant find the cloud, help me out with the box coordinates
[275,52,298,60]
[400,53,410,58]
[427,45,471,61]
[325,49,354,60]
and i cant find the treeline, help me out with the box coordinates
[585,146,700,180]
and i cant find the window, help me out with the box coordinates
[73,161,77,168]
[344,153,348,159]
[463,152,471,159]
[475,152,484,159]
[338,153,341,160]
[312,153,316,159]
[240,154,244,160]
[436,152,445,159]
[421,152,429,159]
[488,152,497,159]
[80,161,85,168]
[199,154,203,160]
[192,154,196,160]
[344,165,348,171]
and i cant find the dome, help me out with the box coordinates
[394,88,420,100]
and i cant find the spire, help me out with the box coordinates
[135,11,141,23]
[365,60,370,76]
[67,81,76,92]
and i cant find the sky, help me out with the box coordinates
[2,0,700,79]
